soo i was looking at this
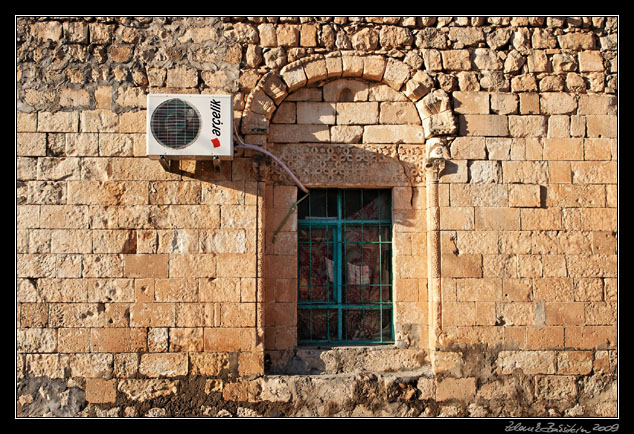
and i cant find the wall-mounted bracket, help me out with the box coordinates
[212,156,222,173]
[158,156,179,173]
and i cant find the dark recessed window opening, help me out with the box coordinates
[297,188,393,345]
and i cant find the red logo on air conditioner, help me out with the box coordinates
[212,138,221,148]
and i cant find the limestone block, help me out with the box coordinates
[452,91,489,114]
[260,73,288,105]
[117,379,178,401]
[440,207,474,230]
[17,328,57,353]
[38,112,79,133]
[526,326,564,349]
[303,56,328,84]
[527,50,551,73]
[341,55,364,77]
[362,55,386,81]
[469,161,500,184]
[441,254,483,278]
[508,115,546,138]
[458,114,508,137]
[297,102,336,124]
[584,138,615,161]
[379,102,420,124]
[323,79,369,102]
[351,28,379,51]
[473,48,503,71]
[543,138,584,160]
[421,49,443,71]
[300,23,318,47]
[168,254,216,278]
[497,350,556,374]
[557,32,596,50]
[257,23,277,47]
[280,62,307,91]
[85,378,117,404]
[512,75,538,92]
[362,125,423,143]
[337,102,378,125]
[189,352,231,376]
[168,328,204,352]
[509,184,541,207]
[586,115,617,138]
[475,207,520,231]
[241,112,268,134]
[557,351,594,375]
[69,353,113,378]
[571,161,617,184]
[534,375,578,401]
[547,115,571,138]
[114,353,140,378]
[330,125,363,143]
[521,87,553,112]
[37,157,81,181]
[247,88,276,119]
[130,303,176,327]
[436,377,476,402]
[139,353,188,377]
[520,208,562,230]
[204,327,253,352]
[220,302,256,327]
[269,123,330,143]
[490,93,518,115]
[379,26,413,49]
[449,27,484,47]
[540,93,577,115]
[504,50,526,73]
[382,58,411,90]
[450,137,486,160]
[578,94,617,115]
[166,66,198,88]
[441,50,472,70]
[124,254,168,278]
[90,328,147,353]
[36,21,62,41]
[404,70,434,101]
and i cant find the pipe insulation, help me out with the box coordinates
[233,127,309,194]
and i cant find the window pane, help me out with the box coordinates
[297,188,393,345]
[300,189,338,219]
[298,227,334,302]
[342,189,362,219]
[343,308,393,342]
[297,309,311,341]
[343,189,390,220]
[298,308,337,342]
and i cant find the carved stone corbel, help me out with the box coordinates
[416,89,458,139]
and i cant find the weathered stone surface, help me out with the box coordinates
[16,16,618,418]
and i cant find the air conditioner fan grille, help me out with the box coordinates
[150,98,201,149]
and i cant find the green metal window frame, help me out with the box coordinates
[297,189,394,346]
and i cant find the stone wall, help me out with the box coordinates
[16,16,617,418]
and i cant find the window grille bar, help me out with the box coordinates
[297,189,393,345]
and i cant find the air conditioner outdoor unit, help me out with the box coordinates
[146,94,233,160]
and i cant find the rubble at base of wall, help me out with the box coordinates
[16,345,617,418]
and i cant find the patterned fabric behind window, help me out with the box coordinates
[297,189,393,345]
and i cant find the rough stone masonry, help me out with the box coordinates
[16,16,617,418]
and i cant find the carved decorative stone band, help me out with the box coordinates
[266,143,428,187]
